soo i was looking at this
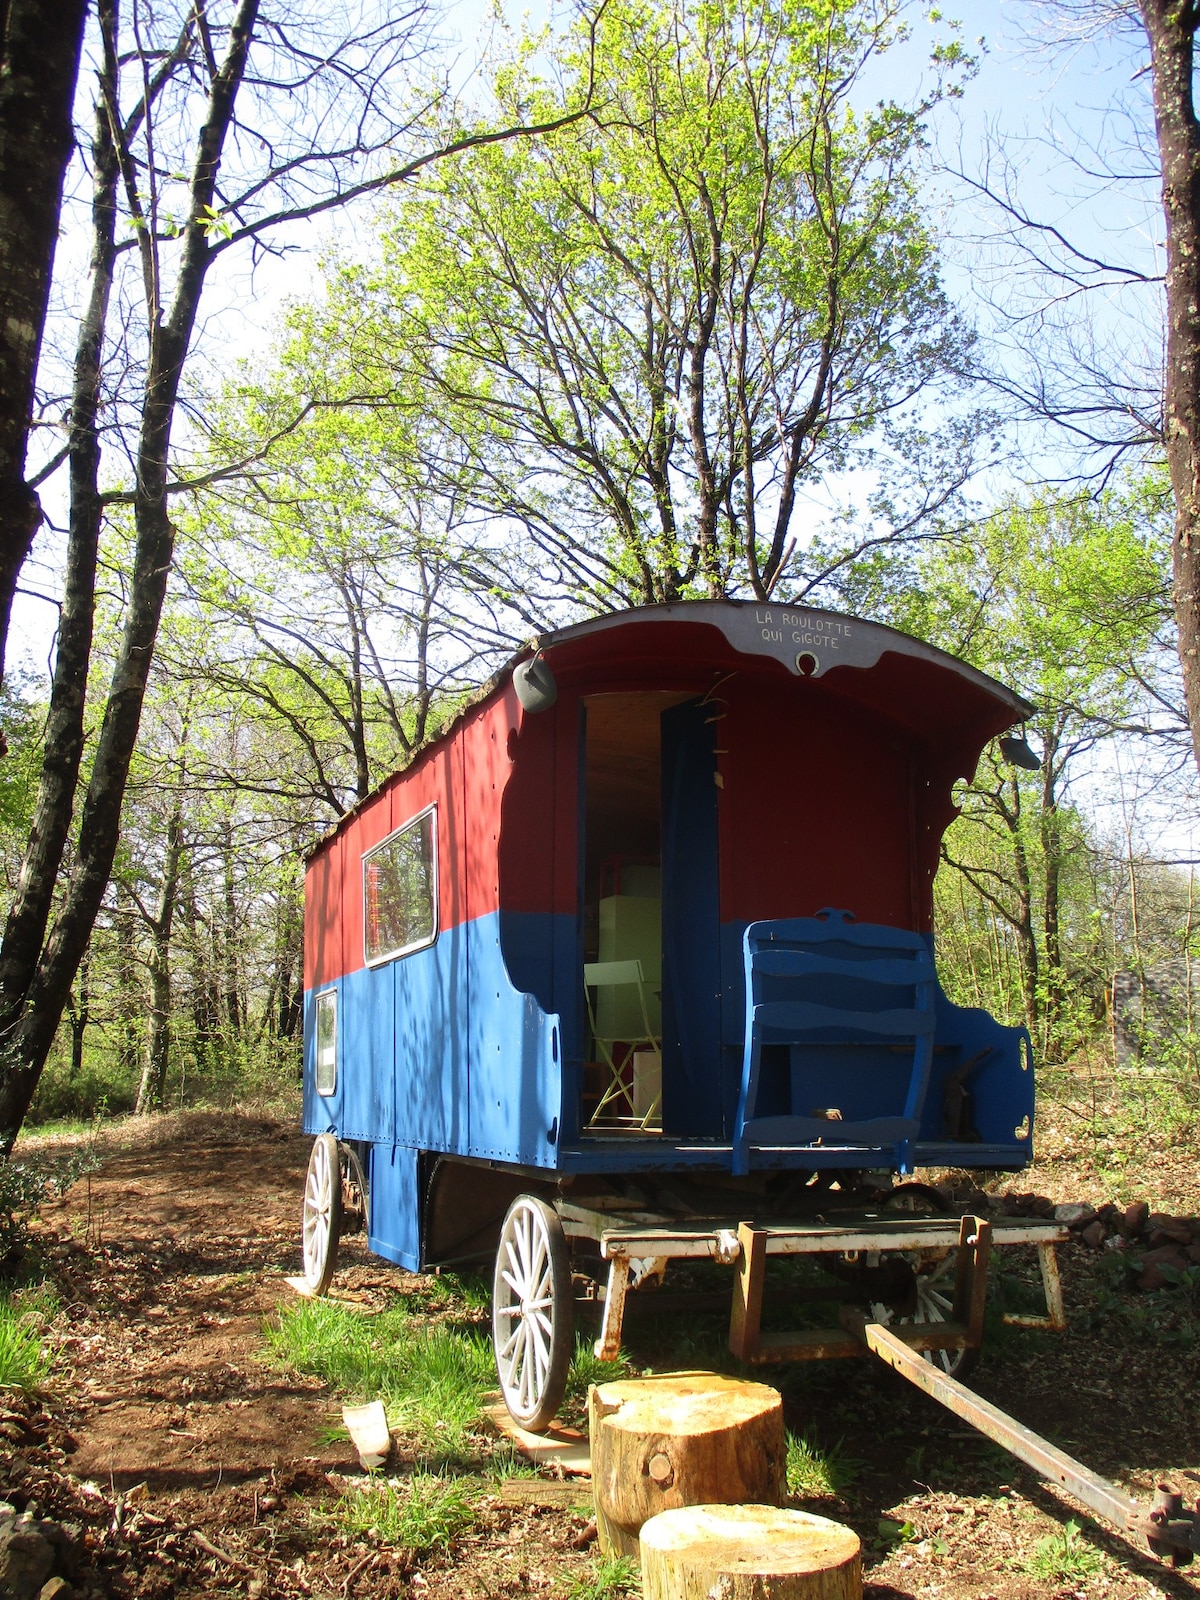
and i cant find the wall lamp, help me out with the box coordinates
[513,649,558,714]
[999,730,1041,771]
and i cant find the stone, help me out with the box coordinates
[1030,1196,1057,1218]
[1124,1201,1149,1236]
[0,1514,55,1600]
[1136,1245,1187,1292]
[1080,1221,1106,1249]
[1054,1203,1096,1228]
[1147,1214,1192,1245]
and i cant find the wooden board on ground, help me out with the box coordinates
[588,1372,784,1558]
[485,1399,592,1476]
[639,1504,861,1600]
[497,1479,593,1509]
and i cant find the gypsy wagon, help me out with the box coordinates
[299,600,1065,1433]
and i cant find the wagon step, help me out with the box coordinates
[853,1316,1200,1567]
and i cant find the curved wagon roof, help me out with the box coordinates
[309,599,1031,858]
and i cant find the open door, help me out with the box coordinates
[660,699,723,1138]
[579,694,667,1132]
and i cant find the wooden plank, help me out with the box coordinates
[863,1323,1144,1537]
[594,1257,630,1361]
[498,1479,593,1508]
[949,1215,991,1348]
[599,1217,1065,1261]
[728,1224,766,1361]
[752,948,933,984]
[752,1327,863,1362]
[753,1001,934,1036]
[485,1400,592,1477]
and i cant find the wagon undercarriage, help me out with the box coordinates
[499,1187,1197,1567]
[557,1201,1067,1365]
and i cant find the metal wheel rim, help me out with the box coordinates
[493,1199,558,1422]
[302,1136,335,1285]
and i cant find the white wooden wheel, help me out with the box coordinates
[492,1193,573,1433]
[876,1184,977,1377]
[301,1132,342,1295]
[908,1251,979,1378]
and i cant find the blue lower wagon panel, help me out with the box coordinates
[368,1143,421,1271]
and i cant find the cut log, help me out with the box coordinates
[589,1372,784,1557]
[639,1504,862,1600]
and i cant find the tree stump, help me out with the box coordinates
[639,1504,862,1600]
[588,1372,784,1557]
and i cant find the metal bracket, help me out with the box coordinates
[1001,1238,1066,1331]
[594,1256,630,1361]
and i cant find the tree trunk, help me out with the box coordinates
[220,816,243,1042]
[275,880,304,1042]
[0,0,261,1152]
[0,0,88,682]
[1039,724,1065,1053]
[136,925,172,1116]
[66,948,90,1081]
[639,1505,861,1600]
[1003,776,1040,1036]
[589,1374,784,1559]
[1139,0,1200,780]
[114,885,142,1084]
[134,790,184,1116]
[0,18,120,1034]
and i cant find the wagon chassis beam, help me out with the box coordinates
[855,1317,1200,1566]
[557,1204,1068,1364]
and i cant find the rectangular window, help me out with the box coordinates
[315,990,338,1096]
[363,807,438,964]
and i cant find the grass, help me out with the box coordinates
[563,1335,630,1411]
[266,1294,494,1457]
[563,1554,641,1600]
[485,1446,541,1483]
[785,1431,862,1500]
[335,1472,476,1552]
[0,1288,56,1391]
[268,1290,631,1454]
[1022,1517,1105,1583]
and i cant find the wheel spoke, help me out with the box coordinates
[518,1324,534,1411]
[500,1267,524,1300]
[493,1196,572,1428]
[527,1305,549,1365]
[498,1322,522,1362]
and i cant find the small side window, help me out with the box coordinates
[315,990,338,1096]
[363,807,438,964]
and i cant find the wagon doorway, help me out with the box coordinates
[580,694,721,1139]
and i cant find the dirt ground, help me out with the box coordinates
[2,1110,1199,1600]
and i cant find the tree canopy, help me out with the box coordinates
[277,0,977,610]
